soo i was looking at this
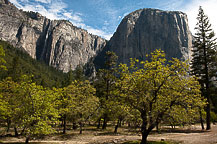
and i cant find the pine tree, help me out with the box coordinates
[94,51,118,129]
[191,6,217,130]
[0,45,7,71]
[8,56,22,82]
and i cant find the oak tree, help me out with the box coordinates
[18,75,59,143]
[117,50,206,144]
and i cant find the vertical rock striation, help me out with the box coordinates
[0,0,106,72]
[104,8,193,65]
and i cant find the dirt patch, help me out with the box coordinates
[148,124,217,144]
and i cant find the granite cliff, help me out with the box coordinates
[95,8,192,67]
[0,0,193,73]
[0,0,106,72]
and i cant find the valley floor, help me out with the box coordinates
[1,124,217,144]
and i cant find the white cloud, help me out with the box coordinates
[48,1,67,14]
[11,0,67,20]
[121,12,130,19]
[159,0,185,10]
[61,12,112,39]
[9,0,23,8]
[35,0,51,4]
[85,26,113,40]
[182,0,217,35]
[68,21,112,40]
[9,0,112,39]
[20,0,29,2]
[63,12,83,23]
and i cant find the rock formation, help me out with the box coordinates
[100,8,192,65]
[0,0,106,72]
[0,1,193,73]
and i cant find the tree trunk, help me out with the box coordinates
[61,119,63,127]
[203,37,211,130]
[6,119,11,132]
[20,127,26,135]
[114,120,119,133]
[199,109,205,130]
[156,123,160,133]
[73,122,77,130]
[141,121,148,144]
[140,111,148,144]
[122,120,124,126]
[102,116,107,129]
[204,77,211,130]
[119,118,122,127]
[97,118,101,129]
[79,122,83,134]
[25,136,30,144]
[128,122,131,127]
[170,123,173,129]
[63,115,66,134]
[206,97,211,130]
[14,127,18,137]
[141,131,148,144]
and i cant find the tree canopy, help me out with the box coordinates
[0,44,7,71]
[191,6,217,130]
[117,50,206,144]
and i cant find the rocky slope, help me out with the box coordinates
[0,0,106,72]
[96,8,192,66]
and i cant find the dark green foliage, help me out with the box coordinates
[0,40,66,88]
[94,51,118,129]
[191,6,217,130]
[8,56,23,82]
[63,65,86,87]
[191,6,217,82]
[63,69,74,87]
[74,65,86,81]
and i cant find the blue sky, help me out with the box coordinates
[10,0,217,40]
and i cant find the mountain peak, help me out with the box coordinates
[0,0,9,4]
[105,8,192,64]
[0,1,106,72]
[0,3,192,74]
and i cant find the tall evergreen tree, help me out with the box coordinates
[191,6,217,130]
[0,45,7,71]
[94,51,118,129]
[8,56,22,82]
[74,65,86,81]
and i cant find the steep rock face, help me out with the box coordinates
[105,8,192,64]
[0,0,106,72]
[0,1,193,73]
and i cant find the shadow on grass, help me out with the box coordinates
[95,131,121,136]
[50,132,77,140]
[152,128,207,134]
[0,142,57,144]
[122,140,179,144]
[83,127,105,132]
